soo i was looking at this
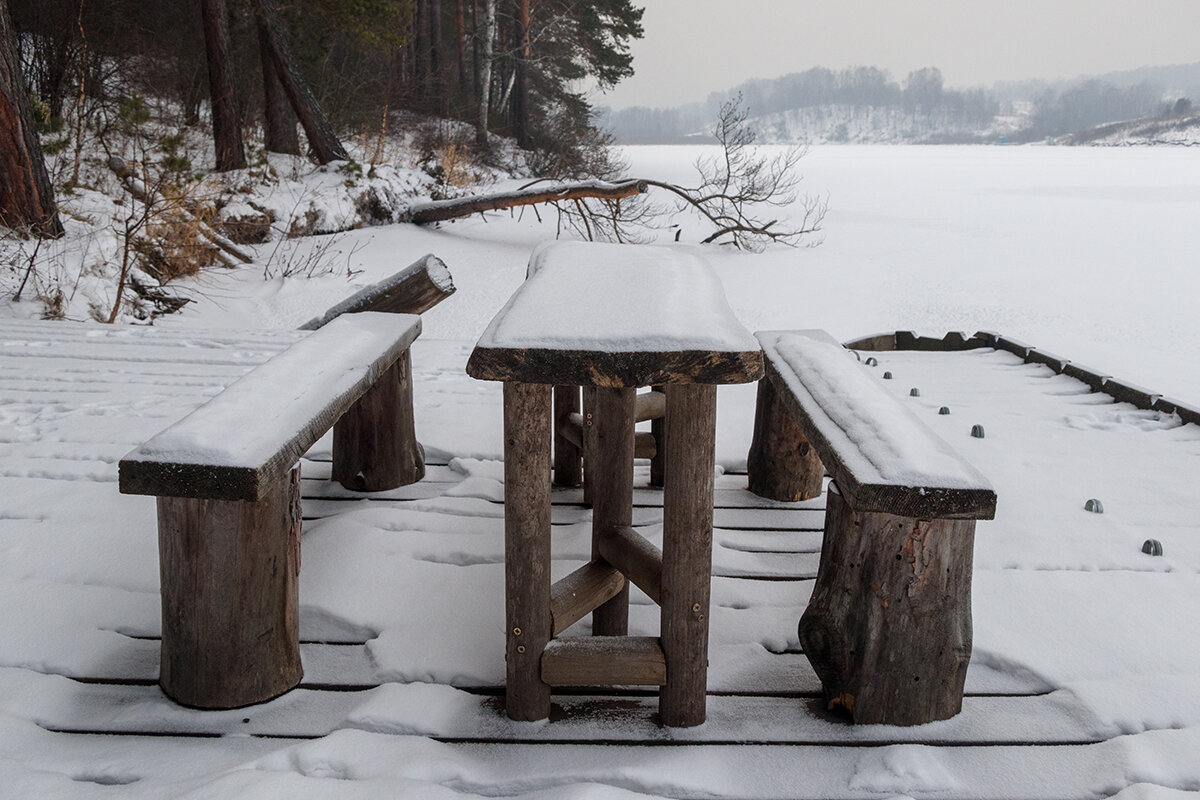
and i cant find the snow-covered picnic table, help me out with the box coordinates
[467,242,763,726]
[1,316,1199,798]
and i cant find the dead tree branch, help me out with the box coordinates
[405,95,825,250]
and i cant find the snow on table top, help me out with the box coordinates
[474,242,759,354]
[760,330,993,496]
[122,312,420,480]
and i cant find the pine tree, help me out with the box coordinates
[0,0,63,237]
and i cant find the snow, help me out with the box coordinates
[474,241,760,354]
[762,330,993,491]
[2,145,1200,798]
[125,312,419,472]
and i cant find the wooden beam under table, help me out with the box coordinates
[549,560,626,636]
[542,636,667,687]
[597,525,663,606]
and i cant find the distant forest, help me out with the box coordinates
[601,63,1200,144]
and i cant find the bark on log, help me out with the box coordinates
[659,383,718,727]
[799,482,975,726]
[553,385,582,487]
[650,386,666,488]
[253,0,350,164]
[0,0,63,237]
[549,560,625,636]
[503,382,553,721]
[597,525,663,605]
[406,179,648,225]
[158,467,302,709]
[589,387,635,636]
[332,351,424,491]
[298,254,455,330]
[747,377,825,501]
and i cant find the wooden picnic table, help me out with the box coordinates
[467,241,763,727]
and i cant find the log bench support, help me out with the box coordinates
[800,483,976,726]
[157,468,303,709]
[120,312,424,710]
[746,329,996,726]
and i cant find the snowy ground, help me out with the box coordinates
[1,145,1198,798]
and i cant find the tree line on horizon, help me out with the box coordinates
[602,64,1194,144]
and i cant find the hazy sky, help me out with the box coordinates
[596,0,1200,109]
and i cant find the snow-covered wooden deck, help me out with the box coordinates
[2,318,1198,798]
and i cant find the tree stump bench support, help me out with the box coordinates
[468,242,763,727]
[747,330,998,726]
[119,312,423,709]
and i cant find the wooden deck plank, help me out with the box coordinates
[0,669,1098,745]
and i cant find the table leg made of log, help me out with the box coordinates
[503,381,719,726]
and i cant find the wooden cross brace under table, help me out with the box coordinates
[466,242,763,727]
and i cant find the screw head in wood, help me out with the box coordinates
[883,371,893,380]
[1084,499,1104,513]
[910,388,921,397]
[939,406,951,415]
[1141,539,1163,556]
[971,424,985,438]
[866,357,878,367]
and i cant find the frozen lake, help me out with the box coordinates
[622,144,1200,404]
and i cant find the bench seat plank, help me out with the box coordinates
[119,312,421,502]
[467,242,763,386]
[758,330,996,520]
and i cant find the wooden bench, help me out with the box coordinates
[467,241,763,728]
[119,311,423,709]
[747,330,997,726]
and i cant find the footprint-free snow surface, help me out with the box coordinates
[1,318,1199,799]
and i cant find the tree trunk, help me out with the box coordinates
[512,0,530,147]
[0,0,63,237]
[406,178,647,224]
[475,0,495,146]
[256,8,299,155]
[429,0,443,104]
[253,0,349,164]
[200,0,246,171]
[455,0,467,102]
[414,0,430,96]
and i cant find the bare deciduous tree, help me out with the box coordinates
[411,94,826,251]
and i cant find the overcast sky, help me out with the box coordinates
[595,0,1200,109]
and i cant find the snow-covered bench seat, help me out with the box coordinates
[747,329,997,726]
[118,311,423,709]
[467,241,763,728]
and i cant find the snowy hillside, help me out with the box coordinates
[1062,110,1200,146]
